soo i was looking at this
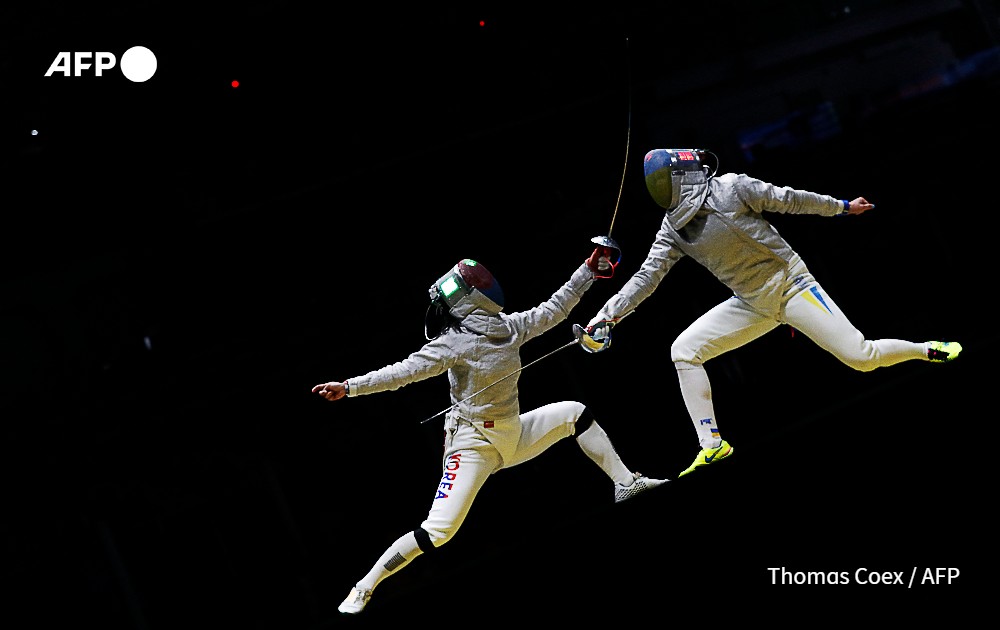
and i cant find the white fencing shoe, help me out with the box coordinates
[338,586,372,614]
[614,472,669,503]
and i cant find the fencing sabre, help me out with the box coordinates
[590,37,631,278]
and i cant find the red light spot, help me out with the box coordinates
[231,80,239,88]
[479,20,485,27]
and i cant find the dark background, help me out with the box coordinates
[2,1,995,627]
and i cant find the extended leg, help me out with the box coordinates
[339,430,499,615]
[783,282,950,371]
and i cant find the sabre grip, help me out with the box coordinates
[587,236,621,279]
[574,320,615,354]
[587,246,615,273]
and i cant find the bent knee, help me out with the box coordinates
[413,527,438,552]
[546,400,587,436]
[421,524,456,548]
[671,338,702,364]
[672,357,702,371]
[574,404,595,434]
[566,400,587,422]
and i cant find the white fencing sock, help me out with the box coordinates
[676,362,723,449]
[355,529,424,593]
[576,417,634,486]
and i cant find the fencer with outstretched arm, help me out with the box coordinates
[580,148,962,477]
[314,244,667,615]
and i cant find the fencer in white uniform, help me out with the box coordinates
[313,246,667,615]
[582,148,963,478]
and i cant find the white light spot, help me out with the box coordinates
[121,46,157,82]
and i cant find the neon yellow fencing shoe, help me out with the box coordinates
[678,440,733,477]
[926,341,962,363]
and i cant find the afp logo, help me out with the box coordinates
[44,46,157,82]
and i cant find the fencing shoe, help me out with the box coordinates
[614,472,669,503]
[926,341,962,362]
[339,586,372,615]
[678,440,733,478]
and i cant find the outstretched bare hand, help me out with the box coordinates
[847,197,875,215]
[312,381,347,401]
